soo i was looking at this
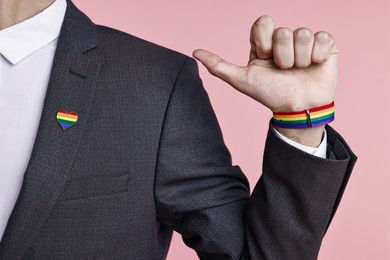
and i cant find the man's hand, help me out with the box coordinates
[193,16,338,147]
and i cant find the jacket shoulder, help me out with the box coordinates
[94,25,190,70]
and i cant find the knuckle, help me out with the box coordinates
[273,27,293,42]
[315,31,333,44]
[295,60,311,68]
[294,28,313,43]
[257,51,272,59]
[276,59,294,69]
[258,48,271,55]
[312,55,325,63]
[254,15,274,28]
[280,63,294,69]
[213,60,225,72]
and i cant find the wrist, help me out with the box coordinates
[271,102,334,147]
[273,102,335,129]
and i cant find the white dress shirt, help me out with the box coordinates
[0,0,67,241]
[275,128,327,157]
[0,0,327,242]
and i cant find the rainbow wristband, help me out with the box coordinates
[272,102,335,129]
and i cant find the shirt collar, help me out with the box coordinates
[0,0,67,65]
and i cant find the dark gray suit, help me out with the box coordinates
[0,1,357,259]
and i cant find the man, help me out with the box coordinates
[0,0,356,259]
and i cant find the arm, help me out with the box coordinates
[155,57,356,259]
[187,16,358,258]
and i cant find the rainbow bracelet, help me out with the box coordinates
[272,102,335,129]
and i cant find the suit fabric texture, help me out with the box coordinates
[0,1,357,259]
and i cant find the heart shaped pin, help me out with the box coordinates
[57,110,78,130]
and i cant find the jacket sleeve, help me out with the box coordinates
[154,57,357,260]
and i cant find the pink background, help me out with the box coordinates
[73,0,390,259]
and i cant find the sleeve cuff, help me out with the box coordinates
[273,127,328,159]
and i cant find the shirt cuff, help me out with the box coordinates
[273,127,327,159]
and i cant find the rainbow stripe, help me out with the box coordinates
[57,110,78,130]
[273,102,334,129]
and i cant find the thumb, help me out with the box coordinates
[192,49,246,90]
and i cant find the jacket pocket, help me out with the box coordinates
[58,174,130,201]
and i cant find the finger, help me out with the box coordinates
[273,27,294,69]
[250,15,275,60]
[312,31,336,63]
[294,28,314,68]
[193,49,246,90]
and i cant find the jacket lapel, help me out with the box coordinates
[0,1,101,257]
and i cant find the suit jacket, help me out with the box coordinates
[0,1,357,259]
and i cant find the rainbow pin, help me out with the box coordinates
[57,110,78,130]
